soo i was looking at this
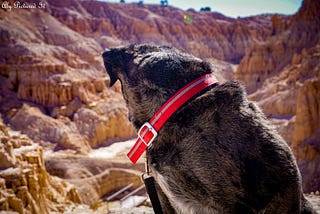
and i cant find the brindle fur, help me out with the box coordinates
[102,44,315,214]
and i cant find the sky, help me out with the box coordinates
[103,0,303,18]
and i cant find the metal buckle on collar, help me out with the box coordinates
[138,122,158,147]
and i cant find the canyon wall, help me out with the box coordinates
[0,0,272,154]
[0,1,136,153]
[235,0,320,192]
[49,0,272,63]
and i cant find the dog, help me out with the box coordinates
[102,44,315,213]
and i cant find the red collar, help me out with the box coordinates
[127,73,219,164]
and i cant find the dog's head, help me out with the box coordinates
[102,44,214,128]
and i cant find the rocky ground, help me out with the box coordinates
[306,193,320,212]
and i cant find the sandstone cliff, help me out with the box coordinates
[235,0,319,93]
[0,116,82,213]
[0,1,136,152]
[0,0,272,153]
[48,0,272,63]
[234,0,320,192]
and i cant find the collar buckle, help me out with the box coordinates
[138,122,158,147]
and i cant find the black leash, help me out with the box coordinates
[142,157,163,214]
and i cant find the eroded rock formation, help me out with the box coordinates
[235,0,320,94]
[0,117,82,213]
[0,0,271,153]
[235,0,320,192]
[0,4,136,152]
[48,0,272,63]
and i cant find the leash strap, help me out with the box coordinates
[143,175,163,214]
[142,157,163,213]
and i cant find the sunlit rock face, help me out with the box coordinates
[235,0,320,94]
[0,0,136,152]
[234,0,320,192]
[0,117,82,213]
[0,0,274,155]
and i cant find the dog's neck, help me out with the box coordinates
[127,75,219,130]
[126,87,177,129]
[126,74,219,164]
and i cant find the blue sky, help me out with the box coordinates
[103,0,303,18]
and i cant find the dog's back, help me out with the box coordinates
[148,81,312,213]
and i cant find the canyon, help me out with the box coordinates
[0,0,319,212]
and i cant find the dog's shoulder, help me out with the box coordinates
[169,80,250,129]
[213,80,247,103]
[192,80,248,111]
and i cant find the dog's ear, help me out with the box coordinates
[104,62,118,87]
[102,49,120,87]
